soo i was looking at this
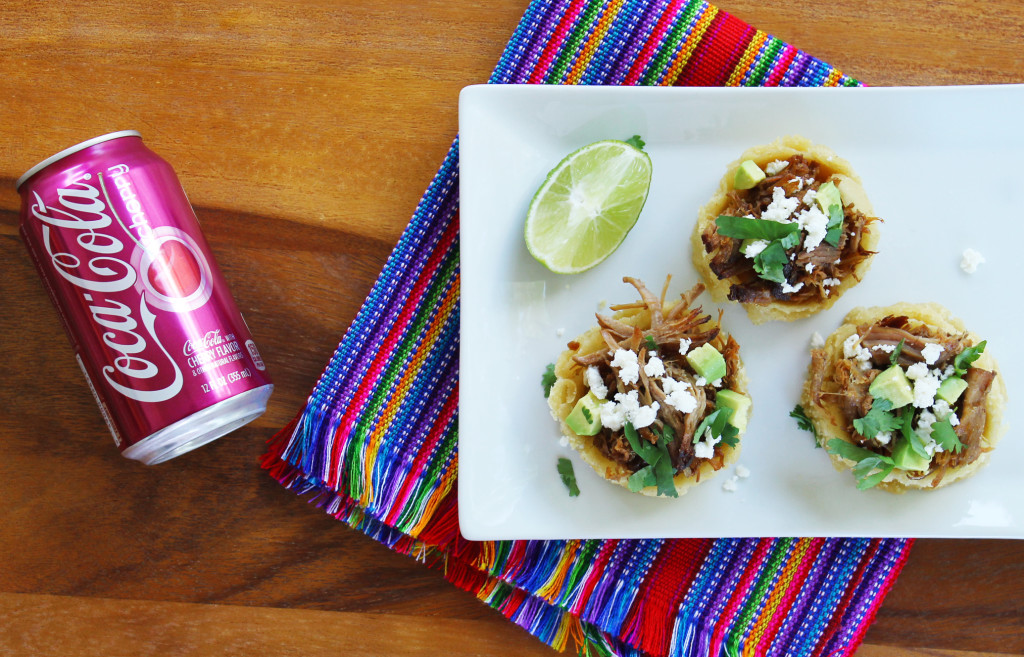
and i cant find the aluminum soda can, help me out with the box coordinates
[17,131,274,464]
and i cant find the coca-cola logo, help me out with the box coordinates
[29,168,208,403]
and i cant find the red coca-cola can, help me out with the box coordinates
[17,131,274,464]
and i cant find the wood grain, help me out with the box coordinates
[1,1,1022,655]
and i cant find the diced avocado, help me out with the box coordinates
[814,181,842,214]
[734,160,766,190]
[868,365,914,409]
[566,392,604,436]
[892,436,931,472]
[936,376,969,404]
[715,389,751,431]
[686,343,727,382]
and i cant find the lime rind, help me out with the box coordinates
[524,139,652,274]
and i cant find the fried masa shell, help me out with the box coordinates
[801,303,1006,492]
[548,301,750,497]
[691,135,880,325]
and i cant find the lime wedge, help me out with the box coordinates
[524,138,652,274]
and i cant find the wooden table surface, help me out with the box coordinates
[2,1,1022,655]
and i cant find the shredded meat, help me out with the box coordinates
[570,277,740,476]
[858,318,967,369]
[700,154,878,305]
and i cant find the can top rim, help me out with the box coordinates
[16,130,143,190]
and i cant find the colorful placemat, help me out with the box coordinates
[262,1,912,655]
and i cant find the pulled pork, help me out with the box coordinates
[701,155,877,305]
[571,277,740,475]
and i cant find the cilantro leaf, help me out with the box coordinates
[719,424,740,449]
[557,458,580,497]
[627,466,656,492]
[954,341,987,376]
[790,405,821,447]
[624,422,678,497]
[644,335,658,352]
[542,363,556,398]
[779,230,802,250]
[899,406,929,459]
[624,135,646,151]
[890,338,906,367]
[582,406,593,424]
[715,216,800,241]
[693,408,730,446]
[824,203,844,248]
[753,240,790,284]
[931,418,965,454]
[852,398,900,439]
[826,439,895,490]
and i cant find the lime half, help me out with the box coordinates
[524,137,653,274]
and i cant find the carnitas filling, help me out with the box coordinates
[569,277,746,483]
[701,155,877,305]
[808,314,994,487]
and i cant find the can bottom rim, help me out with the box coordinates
[122,384,274,465]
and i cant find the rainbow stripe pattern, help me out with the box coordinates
[262,1,911,655]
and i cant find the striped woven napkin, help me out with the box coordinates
[262,1,912,655]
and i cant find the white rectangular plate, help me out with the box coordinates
[458,84,1023,540]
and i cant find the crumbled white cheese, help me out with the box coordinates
[711,378,723,388]
[796,205,829,251]
[912,371,942,409]
[585,366,608,400]
[905,362,929,380]
[950,413,960,427]
[822,278,841,287]
[643,355,665,378]
[941,365,955,380]
[842,334,872,363]
[763,187,800,222]
[765,160,789,175]
[695,376,707,387]
[877,431,893,446]
[556,327,565,337]
[631,401,660,429]
[694,438,716,460]
[661,377,698,413]
[600,401,627,431]
[610,348,640,385]
[780,281,804,294]
[742,239,769,258]
[722,477,738,492]
[871,344,896,353]
[559,435,569,447]
[921,343,943,365]
[961,248,985,274]
[736,464,751,479]
[810,331,825,349]
[802,188,818,207]
[932,399,952,421]
[679,338,692,355]
[915,409,937,439]
[805,263,815,274]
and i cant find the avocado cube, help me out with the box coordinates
[734,160,766,190]
[814,181,843,214]
[686,343,727,383]
[566,392,604,436]
[936,376,969,404]
[715,389,750,431]
[868,365,914,409]
[892,436,931,472]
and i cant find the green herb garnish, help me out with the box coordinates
[899,406,929,459]
[954,341,987,376]
[826,439,895,490]
[644,335,658,352]
[824,203,844,248]
[931,418,965,454]
[624,135,646,150]
[890,338,906,366]
[557,458,580,497]
[790,404,821,447]
[542,363,556,398]
[715,215,801,241]
[692,407,739,449]
[752,240,790,284]
[581,406,593,424]
[623,422,678,498]
[852,398,901,439]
